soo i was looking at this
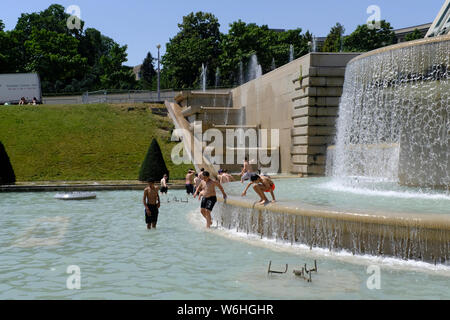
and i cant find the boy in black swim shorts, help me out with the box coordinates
[193,171,227,228]
[143,180,161,229]
[201,195,217,212]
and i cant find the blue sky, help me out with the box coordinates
[1,0,445,66]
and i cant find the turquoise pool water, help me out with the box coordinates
[223,177,450,215]
[0,189,449,299]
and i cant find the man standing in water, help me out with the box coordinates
[240,157,253,183]
[143,180,161,229]
[194,171,227,228]
[185,169,195,195]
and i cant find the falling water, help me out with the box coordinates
[212,202,450,263]
[215,67,220,88]
[247,54,262,81]
[330,37,450,190]
[312,36,317,53]
[289,44,294,62]
[239,61,244,86]
[201,63,207,91]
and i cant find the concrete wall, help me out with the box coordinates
[231,53,359,175]
[290,53,359,176]
[231,58,300,173]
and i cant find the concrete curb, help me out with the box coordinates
[0,184,186,192]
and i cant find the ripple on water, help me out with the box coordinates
[1,190,450,299]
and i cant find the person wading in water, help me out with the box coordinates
[193,171,227,228]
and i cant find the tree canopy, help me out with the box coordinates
[141,51,157,89]
[404,29,423,42]
[0,4,136,93]
[343,20,396,52]
[161,11,222,89]
[1,6,402,93]
[322,23,345,52]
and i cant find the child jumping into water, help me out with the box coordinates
[193,171,227,228]
[143,180,161,229]
[241,174,276,204]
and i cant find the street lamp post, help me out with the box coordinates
[156,44,161,102]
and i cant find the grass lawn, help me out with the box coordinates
[0,103,192,181]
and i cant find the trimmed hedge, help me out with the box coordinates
[139,138,169,182]
[0,141,16,185]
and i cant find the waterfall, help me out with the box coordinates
[201,63,207,92]
[215,67,220,88]
[239,61,244,86]
[212,202,450,263]
[247,54,262,81]
[330,38,450,189]
[289,44,294,62]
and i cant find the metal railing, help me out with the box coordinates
[81,89,178,104]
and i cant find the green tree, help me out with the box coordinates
[141,52,157,88]
[139,138,169,182]
[219,21,310,85]
[98,43,137,90]
[1,4,137,92]
[24,28,88,93]
[344,20,395,52]
[322,23,345,52]
[162,11,222,88]
[404,29,423,42]
[0,19,4,32]
[0,142,16,185]
[15,4,82,38]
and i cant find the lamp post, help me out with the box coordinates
[156,44,161,102]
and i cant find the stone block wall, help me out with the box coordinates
[290,53,359,176]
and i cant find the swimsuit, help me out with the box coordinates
[160,186,168,193]
[241,171,253,181]
[185,184,194,194]
[145,204,159,224]
[265,183,275,193]
[201,196,217,212]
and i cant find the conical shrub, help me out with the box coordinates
[0,141,16,185]
[138,138,169,182]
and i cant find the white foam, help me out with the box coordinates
[186,210,450,277]
[319,181,450,201]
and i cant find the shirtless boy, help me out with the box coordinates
[160,174,168,194]
[185,169,195,195]
[241,174,276,204]
[193,171,227,228]
[143,180,161,229]
[240,157,253,183]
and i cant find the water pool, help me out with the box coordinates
[223,177,450,215]
[0,189,449,299]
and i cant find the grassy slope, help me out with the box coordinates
[0,103,191,181]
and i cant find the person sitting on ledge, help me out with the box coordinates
[241,174,276,204]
